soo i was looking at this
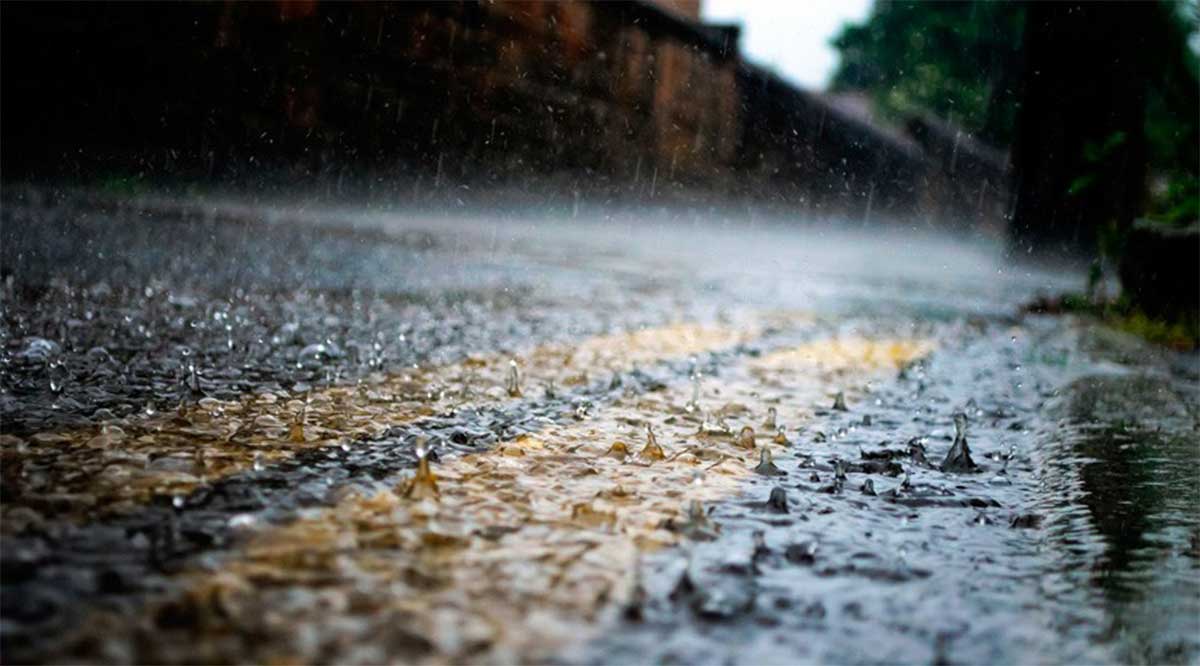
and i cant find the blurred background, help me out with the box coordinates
[3,1,1196,252]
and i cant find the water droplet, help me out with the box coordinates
[765,487,789,513]
[832,391,848,411]
[753,447,785,476]
[762,407,777,430]
[604,441,630,460]
[736,425,756,449]
[506,359,523,397]
[403,444,440,500]
[773,426,790,446]
[639,424,665,461]
[228,513,258,533]
[685,373,701,413]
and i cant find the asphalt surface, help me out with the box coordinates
[1,187,1197,664]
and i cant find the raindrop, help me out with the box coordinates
[678,499,718,541]
[639,424,665,461]
[228,513,257,531]
[685,373,701,413]
[506,359,522,397]
[736,425,756,449]
[753,447,785,476]
[403,441,440,500]
[604,441,630,460]
[765,487,789,513]
[762,407,777,430]
[608,372,621,391]
[289,397,308,443]
[18,337,60,362]
[773,426,790,446]
[832,391,849,411]
[940,412,979,473]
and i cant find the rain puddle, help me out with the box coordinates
[574,318,1200,665]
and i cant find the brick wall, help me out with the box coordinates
[0,0,1006,224]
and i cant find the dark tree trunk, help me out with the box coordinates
[1008,1,1152,258]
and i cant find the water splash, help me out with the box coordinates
[772,426,790,446]
[762,406,777,430]
[832,391,848,412]
[506,359,522,397]
[940,412,980,473]
[639,424,665,461]
[674,499,719,541]
[604,441,631,460]
[403,439,440,500]
[685,373,701,413]
[735,425,756,450]
[288,396,308,443]
[764,487,789,513]
[752,447,785,477]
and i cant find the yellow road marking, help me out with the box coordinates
[0,320,762,529]
[64,334,932,664]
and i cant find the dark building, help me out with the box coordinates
[1,0,1007,225]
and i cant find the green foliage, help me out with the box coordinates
[98,173,148,198]
[1143,0,1200,227]
[1047,291,1199,351]
[1113,309,1200,351]
[831,0,1200,220]
[1067,131,1129,197]
[829,1,1025,146]
[1149,177,1199,225]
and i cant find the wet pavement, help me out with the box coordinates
[1,187,1198,664]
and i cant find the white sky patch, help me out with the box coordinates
[702,0,874,91]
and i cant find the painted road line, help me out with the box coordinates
[58,334,930,664]
[0,320,766,530]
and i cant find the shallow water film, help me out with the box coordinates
[2,192,1198,665]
